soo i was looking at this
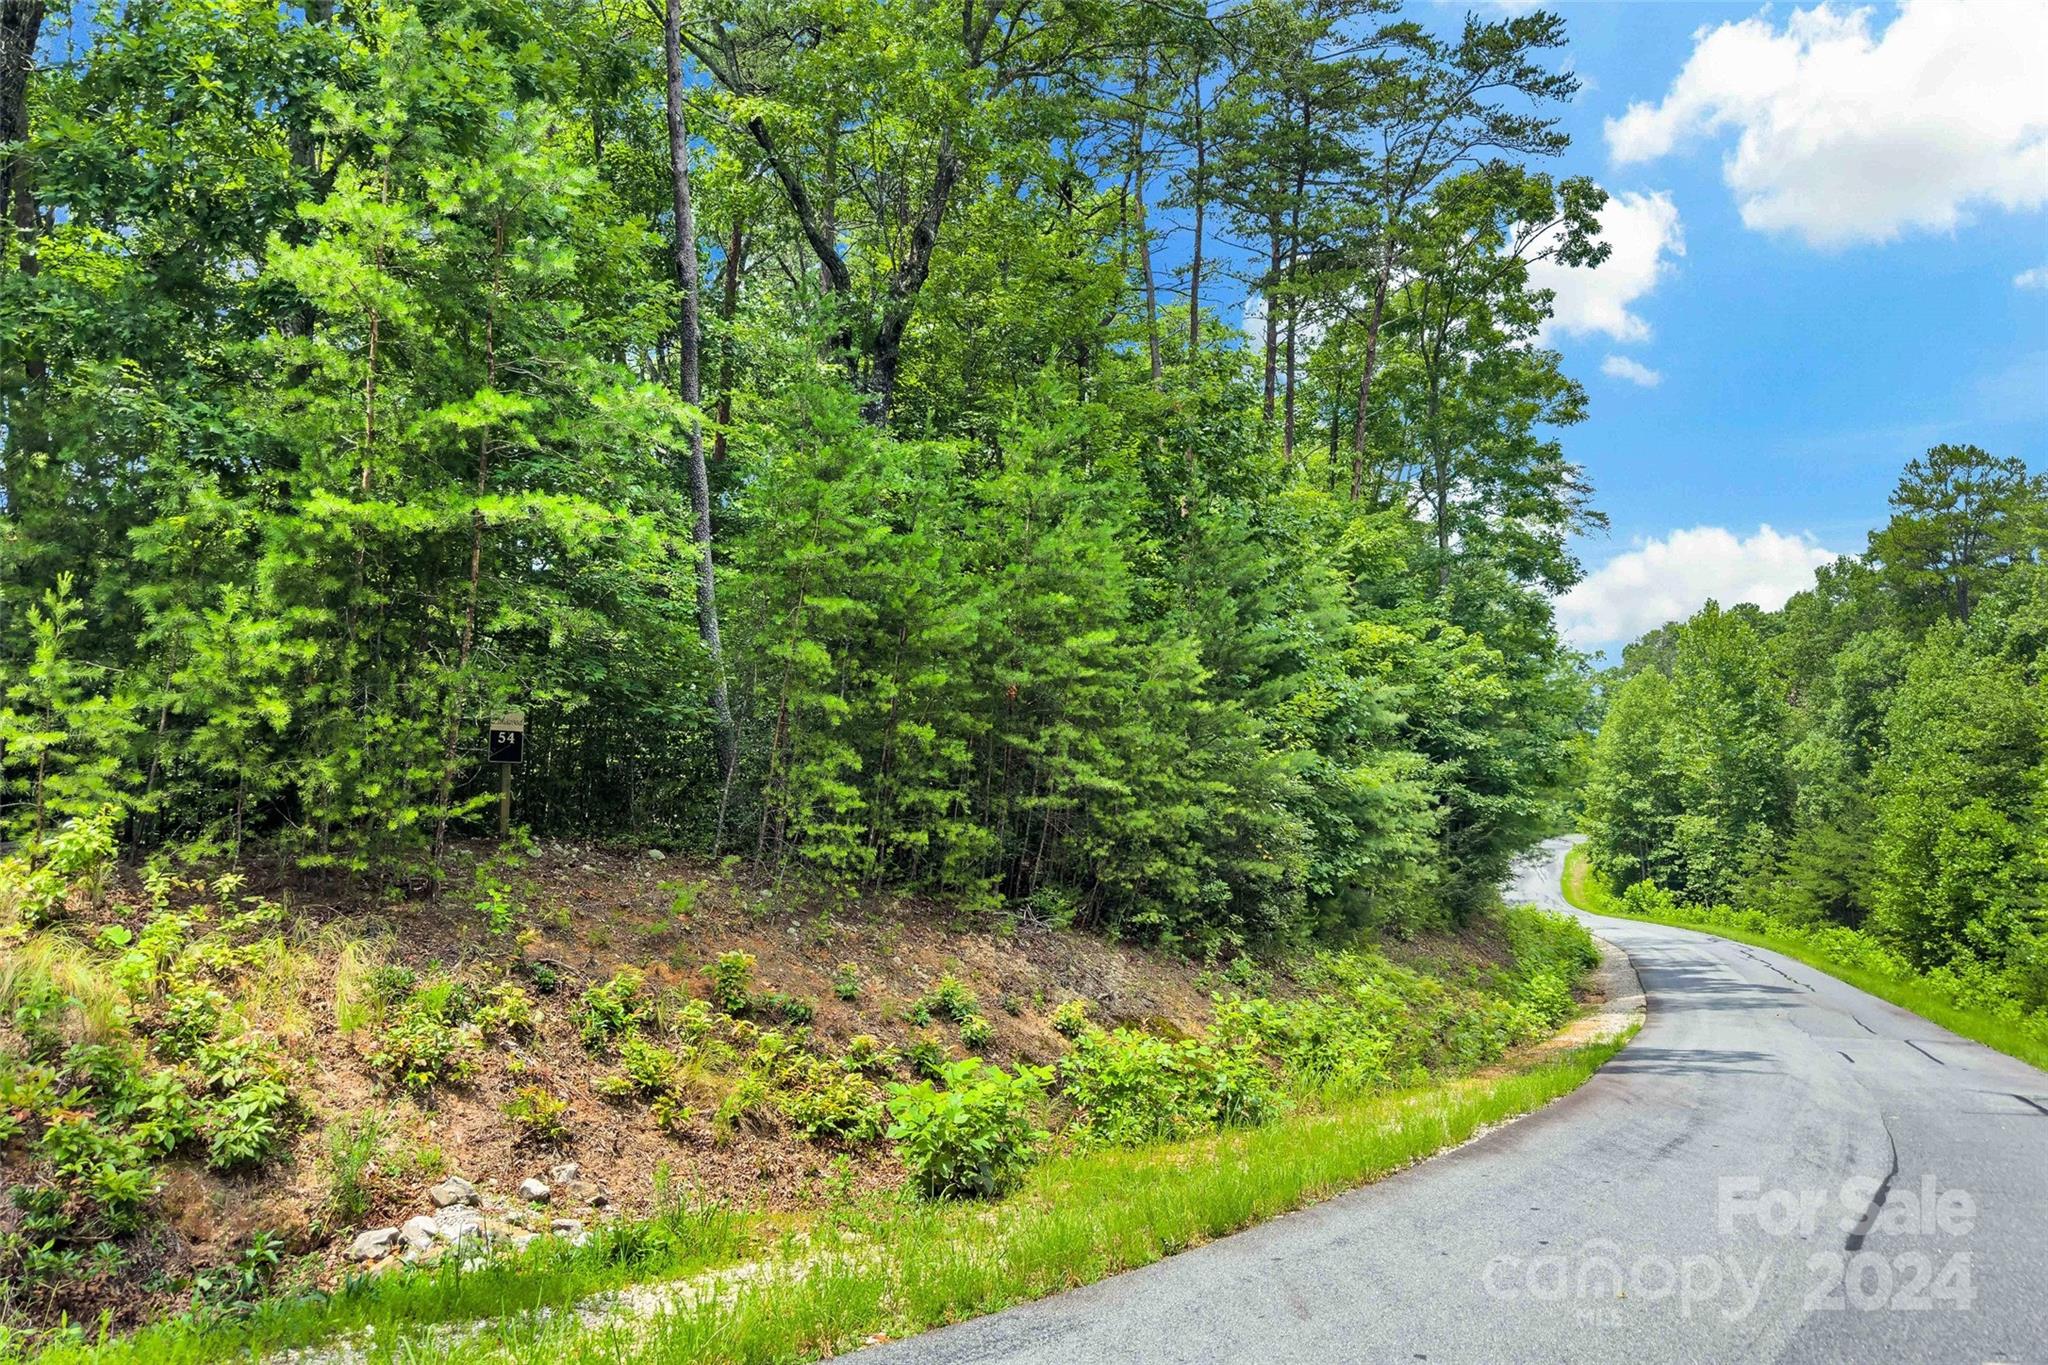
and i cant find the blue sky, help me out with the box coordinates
[1464,0,2048,653]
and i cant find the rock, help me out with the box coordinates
[399,1215,439,1253]
[589,1192,609,1209]
[428,1176,478,1208]
[518,1177,552,1203]
[433,1205,485,1243]
[549,1160,582,1185]
[347,1227,399,1260]
[550,1218,584,1237]
[646,848,666,861]
[509,1232,538,1253]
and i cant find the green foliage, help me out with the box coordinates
[503,1087,572,1145]
[323,1114,387,1225]
[1048,999,1090,1039]
[1058,1029,1279,1147]
[957,1014,995,1051]
[920,975,979,1026]
[705,953,755,1017]
[0,0,1603,956]
[839,1034,896,1076]
[903,1039,950,1081]
[1581,444,2046,996]
[832,963,863,1002]
[760,992,816,1028]
[885,1059,1051,1200]
[368,989,482,1095]
[576,970,649,1052]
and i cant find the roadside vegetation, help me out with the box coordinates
[1563,845,2048,1071]
[1,812,1605,1357]
[28,1008,1627,1365]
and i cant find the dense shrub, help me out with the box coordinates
[886,1059,1050,1199]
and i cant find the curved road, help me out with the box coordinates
[856,837,2048,1364]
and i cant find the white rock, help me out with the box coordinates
[550,1218,584,1237]
[519,1177,552,1202]
[399,1215,439,1253]
[347,1227,399,1260]
[549,1160,582,1185]
[433,1205,485,1243]
[428,1176,478,1208]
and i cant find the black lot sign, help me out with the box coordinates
[489,712,526,764]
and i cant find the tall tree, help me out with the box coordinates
[1866,443,2046,628]
[664,0,738,787]
[1338,11,1577,502]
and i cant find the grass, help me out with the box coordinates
[29,1030,1634,1365]
[23,1199,751,1365]
[1560,842,2048,1072]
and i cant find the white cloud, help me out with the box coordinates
[1600,355,1663,388]
[1557,525,1838,648]
[2017,266,2048,291]
[1606,0,2048,248]
[1529,189,1685,343]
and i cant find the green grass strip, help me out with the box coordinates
[1561,843,2048,1073]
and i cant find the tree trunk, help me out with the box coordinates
[713,218,745,462]
[665,0,738,784]
[1283,97,1310,464]
[1186,74,1204,353]
[1261,234,1281,420]
[3,0,46,382]
[1132,52,1161,386]
[1347,254,1391,502]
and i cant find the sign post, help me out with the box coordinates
[489,711,525,837]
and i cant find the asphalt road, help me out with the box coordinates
[855,837,2048,1364]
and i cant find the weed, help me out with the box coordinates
[1049,999,1089,1038]
[958,1014,995,1051]
[503,1087,571,1145]
[575,969,648,1052]
[705,952,756,1016]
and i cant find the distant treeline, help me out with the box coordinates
[1583,444,2047,993]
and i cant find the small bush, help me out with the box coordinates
[1049,999,1089,1038]
[832,963,862,1001]
[958,1014,995,1051]
[840,1034,895,1076]
[576,969,648,1051]
[779,1070,885,1143]
[1620,880,1681,918]
[920,974,978,1024]
[903,1038,948,1081]
[886,1058,1050,1199]
[706,952,755,1016]
[503,1086,571,1144]
[762,991,816,1027]
[368,988,481,1094]
[474,983,538,1038]
[1058,1028,1279,1147]
[616,1035,680,1095]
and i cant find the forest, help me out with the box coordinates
[1581,443,2048,1025]
[0,0,1611,952]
